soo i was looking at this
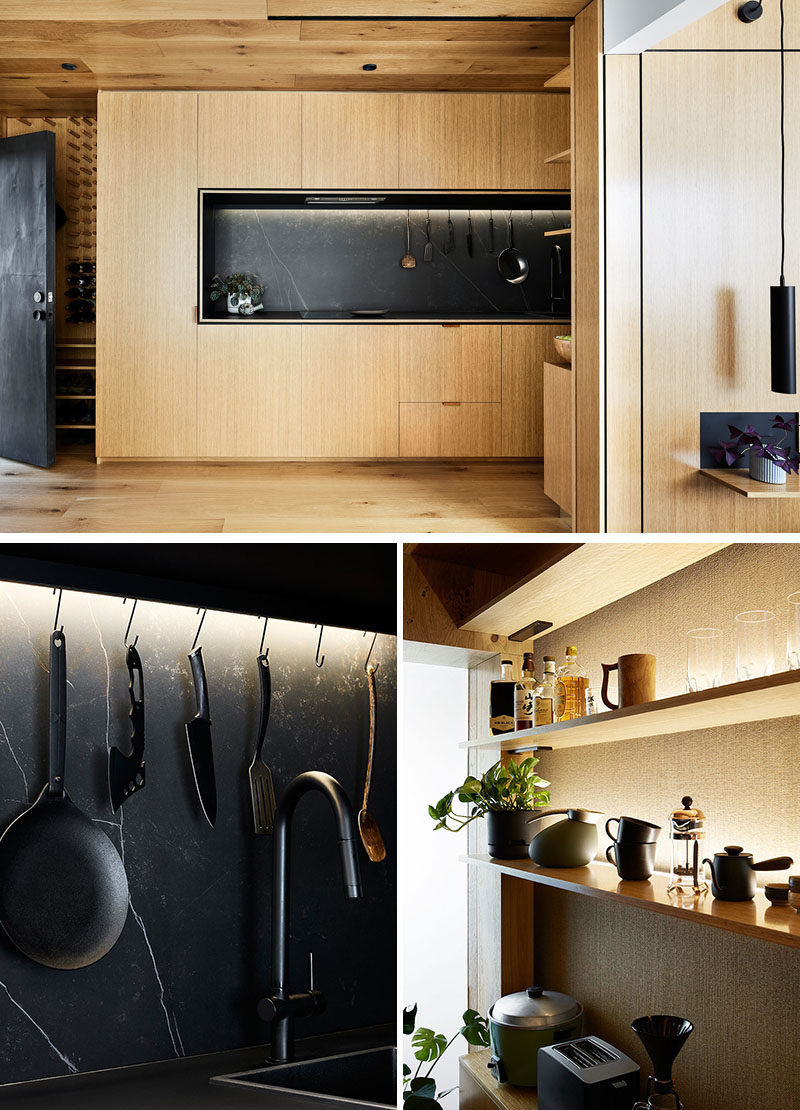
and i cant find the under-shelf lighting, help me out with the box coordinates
[304,196,386,205]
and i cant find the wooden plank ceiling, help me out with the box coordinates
[0,2,576,115]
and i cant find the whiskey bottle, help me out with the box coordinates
[535,656,556,726]
[490,660,516,735]
[514,652,537,730]
[555,646,590,722]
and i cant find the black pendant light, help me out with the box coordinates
[771,0,796,394]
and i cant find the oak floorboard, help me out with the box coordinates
[0,447,568,534]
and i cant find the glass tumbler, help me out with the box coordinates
[735,610,776,681]
[686,628,723,691]
[788,592,800,670]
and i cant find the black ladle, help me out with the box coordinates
[497,216,529,284]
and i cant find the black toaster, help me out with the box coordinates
[537,1035,640,1109]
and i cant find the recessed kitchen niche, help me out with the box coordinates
[198,190,571,322]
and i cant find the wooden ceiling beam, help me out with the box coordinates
[0,1,269,17]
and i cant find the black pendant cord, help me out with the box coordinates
[770,0,796,395]
[780,0,786,286]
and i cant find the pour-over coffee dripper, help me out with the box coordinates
[632,1015,694,1109]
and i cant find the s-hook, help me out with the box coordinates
[52,588,63,633]
[191,608,207,652]
[258,615,269,657]
[314,625,325,668]
[363,631,379,673]
[123,598,139,648]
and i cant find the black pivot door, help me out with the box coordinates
[0,131,56,467]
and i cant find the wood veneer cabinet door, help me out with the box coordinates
[399,402,501,456]
[197,326,302,456]
[198,93,302,187]
[398,325,501,402]
[501,325,563,456]
[543,360,574,513]
[398,94,501,189]
[301,325,399,457]
[96,91,197,458]
[301,93,399,188]
[500,94,571,190]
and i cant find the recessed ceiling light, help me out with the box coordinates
[362,63,377,71]
[61,62,78,70]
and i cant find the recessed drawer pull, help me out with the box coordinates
[442,402,461,406]
[441,323,461,328]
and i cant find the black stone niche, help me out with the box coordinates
[199,190,571,321]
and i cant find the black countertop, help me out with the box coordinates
[200,311,571,324]
[0,1026,395,1110]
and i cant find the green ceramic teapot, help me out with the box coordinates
[527,808,604,868]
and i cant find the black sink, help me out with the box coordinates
[211,1046,396,1108]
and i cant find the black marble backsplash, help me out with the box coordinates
[203,206,571,317]
[0,583,396,1084]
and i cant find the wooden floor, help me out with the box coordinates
[0,447,570,534]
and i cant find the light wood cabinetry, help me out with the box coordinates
[301,325,399,457]
[97,91,198,458]
[197,326,302,456]
[501,325,563,457]
[398,325,501,402]
[198,92,302,188]
[500,94,570,190]
[301,93,399,188]
[398,94,501,189]
[399,403,501,457]
[543,359,573,513]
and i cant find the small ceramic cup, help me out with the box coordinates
[606,840,656,881]
[605,816,661,844]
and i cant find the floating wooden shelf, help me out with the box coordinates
[544,148,571,165]
[56,424,96,430]
[465,856,800,952]
[459,542,727,637]
[460,1050,537,1110]
[462,669,800,751]
[543,227,571,237]
[56,394,96,400]
[699,468,800,498]
[55,341,96,348]
[544,64,571,89]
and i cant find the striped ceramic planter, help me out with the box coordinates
[749,453,787,484]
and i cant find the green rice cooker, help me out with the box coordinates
[488,986,584,1087]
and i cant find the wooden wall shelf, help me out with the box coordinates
[463,669,800,751]
[699,469,800,498]
[544,65,571,90]
[465,856,800,952]
[459,542,727,637]
[543,227,571,237]
[544,149,571,165]
[460,1050,537,1110]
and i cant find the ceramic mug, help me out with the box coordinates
[601,653,656,710]
[605,816,661,844]
[606,840,656,881]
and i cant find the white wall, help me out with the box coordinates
[402,663,468,1105]
[604,0,728,52]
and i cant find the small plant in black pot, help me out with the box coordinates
[209,272,265,316]
[429,756,550,860]
[712,416,800,485]
[402,1004,489,1108]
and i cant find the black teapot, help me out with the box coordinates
[702,846,793,901]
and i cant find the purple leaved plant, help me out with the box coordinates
[712,416,800,475]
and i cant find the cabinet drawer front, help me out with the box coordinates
[398,325,501,402]
[302,93,399,188]
[400,402,501,457]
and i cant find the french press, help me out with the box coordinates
[667,796,708,896]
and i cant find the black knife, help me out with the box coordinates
[467,213,473,258]
[108,645,145,812]
[185,647,217,827]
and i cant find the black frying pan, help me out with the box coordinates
[497,217,529,285]
[0,630,130,970]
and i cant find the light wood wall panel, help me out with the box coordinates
[398,94,501,189]
[198,93,301,188]
[500,324,562,457]
[97,91,197,457]
[543,360,573,513]
[398,325,501,403]
[641,52,800,532]
[654,0,799,50]
[571,5,604,533]
[399,403,501,457]
[500,93,570,190]
[301,93,398,188]
[604,54,641,533]
[301,324,398,457]
[197,325,301,456]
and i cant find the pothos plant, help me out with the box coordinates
[429,756,550,833]
[403,1005,489,1108]
[712,416,800,475]
[209,272,264,314]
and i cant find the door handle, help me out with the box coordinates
[33,310,46,321]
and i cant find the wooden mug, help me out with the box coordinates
[601,653,656,710]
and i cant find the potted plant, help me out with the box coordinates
[403,1004,489,1108]
[429,756,550,860]
[712,416,800,485]
[209,272,265,316]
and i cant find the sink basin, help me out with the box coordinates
[211,1046,397,1108]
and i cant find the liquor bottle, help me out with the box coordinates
[555,646,590,722]
[535,656,556,726]
[489,660,516,735]
[514,652,537,730]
